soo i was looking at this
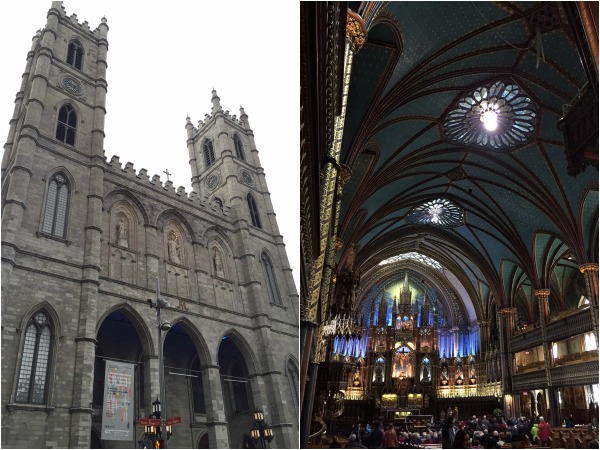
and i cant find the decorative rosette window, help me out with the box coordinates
[406,198,464,228]
[443,81,537,149]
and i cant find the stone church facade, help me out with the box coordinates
[1,2,299,448]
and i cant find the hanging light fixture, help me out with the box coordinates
[481,108,499,131]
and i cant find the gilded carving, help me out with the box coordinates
[579,263,599,274]
[346,10,367,51]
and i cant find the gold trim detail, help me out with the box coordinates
[346,10,367,51]
[580,263,599,274]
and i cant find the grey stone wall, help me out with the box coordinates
[1,3,299,449]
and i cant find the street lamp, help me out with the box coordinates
[147,278,171,449]
[251,409,274,449]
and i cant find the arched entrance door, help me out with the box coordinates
[163,322,206,448]
[94,309,148,449]
[218,334,255,447]
[197,433,209,448]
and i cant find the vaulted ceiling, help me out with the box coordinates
[335,1,598,324]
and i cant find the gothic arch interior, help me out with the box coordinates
[300,1,598,446]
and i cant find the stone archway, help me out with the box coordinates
[218,335,256,448]
[94,309,148,449]
[162,322,206,448]
[198,433,209,448]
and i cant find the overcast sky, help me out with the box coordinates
[0,1,299,289]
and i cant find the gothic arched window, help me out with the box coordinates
[42,172,70,238]
[247,194,261,228]
[233,134,245,160]
[204,140,215,168]
[261,252,282,306]
[287,358,299,413]
[15,311,52,404]
[67,40,84,70]
[56,104,77,146]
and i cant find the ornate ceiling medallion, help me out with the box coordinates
[443,81,536,150]
[406,198,464,228]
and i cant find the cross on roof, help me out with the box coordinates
[163,169,171,181]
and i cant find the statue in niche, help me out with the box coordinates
[456,366,464,385]
[441,366,448,385]
[116,217,128,248]
[344,243,355,271]
[168,234,181,264]
[213,249,224,277]
[422,364,430,382]
[352,369,361,387]
[375,364,383,383]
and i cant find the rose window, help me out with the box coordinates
[443,81,536,149]
[406,198,464,228]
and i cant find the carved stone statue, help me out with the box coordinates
[422,364,430,381]
[116,217,128,248]
[214,249,224,277]
[168,235,180,264]
[441,366,448,380]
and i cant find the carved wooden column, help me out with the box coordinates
[300,8,366,449]
[498,308,515,413]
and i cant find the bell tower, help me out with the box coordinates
[185,90,281,236]
[2,1,109,280]
[1,2,109,448]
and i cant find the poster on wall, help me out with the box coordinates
[101,360,134,441]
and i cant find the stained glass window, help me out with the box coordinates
[287,359,299,414]
[406,198,464,228]
[443,81,536,150]
[42,173,70,238]
[15,311,51,404]
[261,252,282,306]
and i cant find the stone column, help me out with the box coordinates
[534,289,560,426]
[186,117,200,194]
[498,308,515,407]
[452,326,460,357]
[580,263,599,348]
[300,8,367,448]
[203,365,229,448]
[478,320,490,351]
[1,29,40,173]
[145,224,160,289]
[0,14,56,288]
[143,355,159,417]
